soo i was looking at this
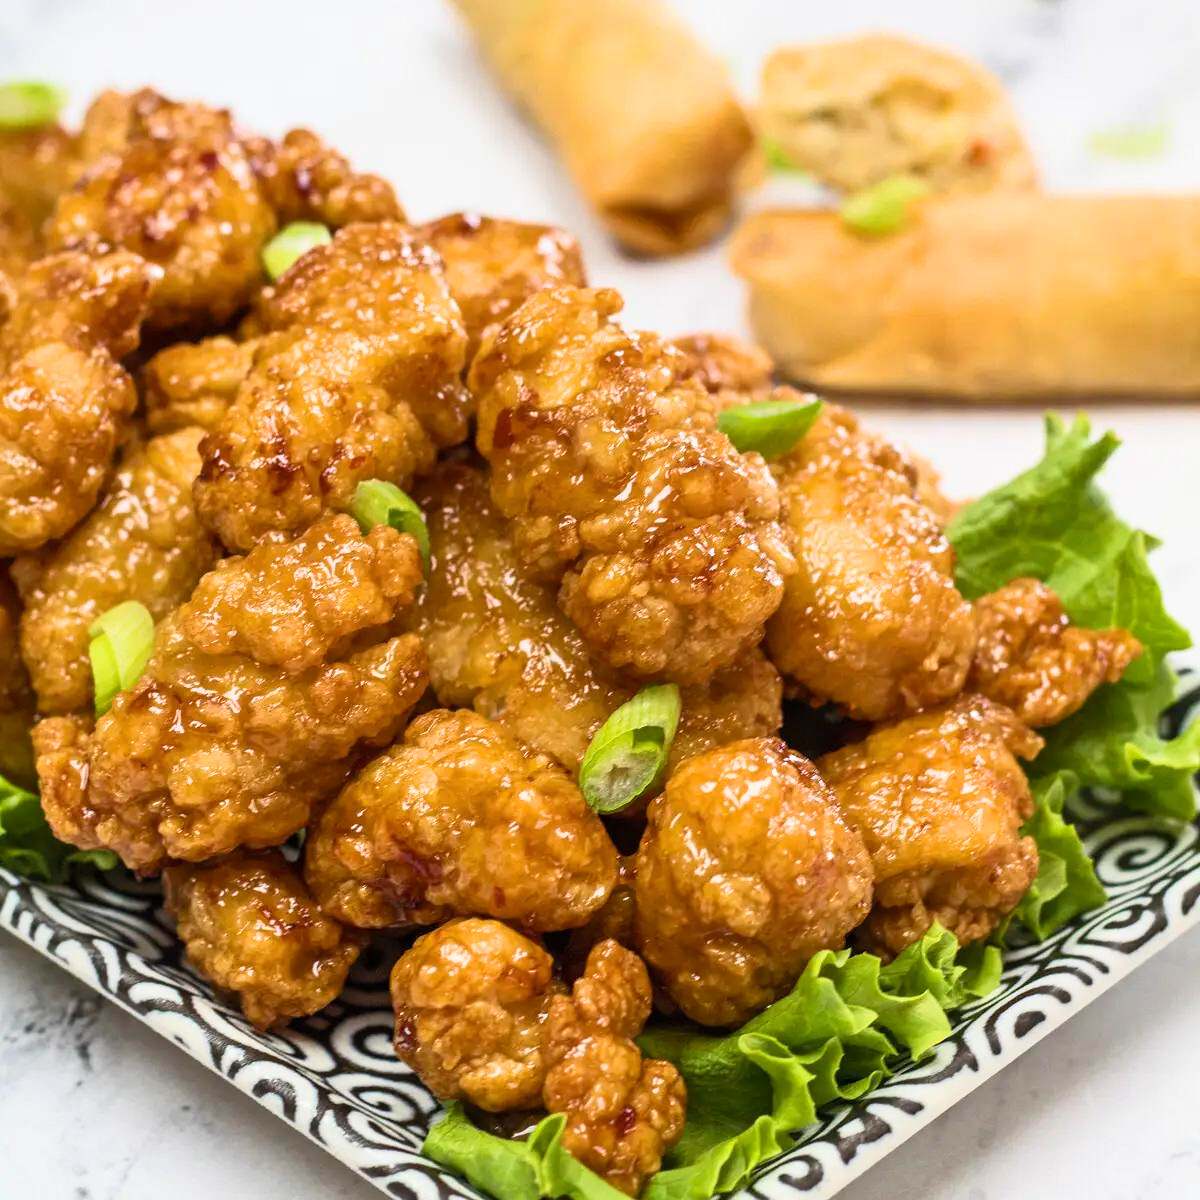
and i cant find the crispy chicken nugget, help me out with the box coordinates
[819,695,1042,958]
[0,249,158,555]
[164,849,364,1030]
[140,336,257,435]
[0,568,36,787]
[13,428,218,715]
[471,286,795,685]
[416,213,587,362]
[305,708,618,932]
[390,917,563,1112]
[412,462,782,775]
[47,90,402,332]
[543,940,686,1196]
[766,404,976,720]
[34,515,427,873]
[635,737,873,1027]
[970,578,1142,727]
[194,222,470,552]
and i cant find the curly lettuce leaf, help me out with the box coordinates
[948,413,1197,819]
[1011,772,1108,940]
[0,772,116,882]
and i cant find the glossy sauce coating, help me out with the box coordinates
[0,568,36,786]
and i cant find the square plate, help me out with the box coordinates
[2,676,1197,1200]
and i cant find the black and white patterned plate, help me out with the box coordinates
[2,678,1198,1200]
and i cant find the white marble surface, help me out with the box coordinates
[1,1,1199,1197]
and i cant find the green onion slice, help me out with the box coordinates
[762,136,805,174]
[840,173,931,237]
[1088,123,1169,160]
[0,81,65,129]
[579,684,681,814]
[718,394,822,459]
[88,601,155,716]
[261,221,331,281]
[351,479,430,570]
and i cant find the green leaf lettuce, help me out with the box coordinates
[0,772,116,882]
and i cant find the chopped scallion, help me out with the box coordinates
[351,479,431,570]
[88,601,155,716]
[762,136,805,174]
[840,173,931,237]
[262,221,331,281]
[1088,123,1169,160]
[579,684,681,814]
[718,394,822,459]
[0,81,65,129]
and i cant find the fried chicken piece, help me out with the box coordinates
[12,428,219,715]
[766,404,976,721]
[390,917,563,1111]
[564,856,639,979]
[634,737,872,1027]
[669,332,774,397]
[472,286,795,685]
[47,90,402,332]
[194,222,470,552]
[416,213,587,362]
[0,567,36,787]
[305,708,617,931]
[0,249,158,555]
[970,578,1143,727]
[140,336,257,434]
[543,940,686,1196]
[0,200,40,278]
[164,849,364,1029]
[34,514,427,873]
[819,695,1042,958]
[413,462,782,774]
[0,125,78,273]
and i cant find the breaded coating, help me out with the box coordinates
[0,249,158,555]
[669,332,774,397]
[141,336,256,434]
[0,568,36,786]
[543,940,686,1196]
[47,90,402,332]
[34,515,427,873]
[412,463,782,773]
[970,578,1142,727]
[390,918,563,1112]
[819,695,1042,958]
[47,90,277,331]
[305,708,617,931]
[0,125,78,273]
[13,429,218,715]
[564,856,638,979]
[416,213,586,361]
[472,286,795,685]
[0,200,40,278]
[766,404,976,720]
[164,849,364,1030]
[194,222,470,552]
[634,738,873,1027]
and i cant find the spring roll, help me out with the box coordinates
[451,0,753,256]
[758,34,1036,195]
[731,195,1200,400]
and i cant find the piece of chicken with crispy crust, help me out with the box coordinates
[193,222,471,553]
[46,89,402,331]
[12,428,219,715]
[819,695,1042,959]
[0,249,159,556]
[669,332,774,397]
[34,514,428,873]
[766,404,976,721]
[471,286,796,685]
[164,849,365,1030]
[140,336,257,435]
[412,462,782,776]
[635,738,873,1027]
[543,940,687,1196]
[390,917,564,1112]
[0,124,79,274]
[970,578,1142,727]
[0,568,36,787]
[305,708,618,932]
[416,213,587,361]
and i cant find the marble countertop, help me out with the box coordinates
[2,1,1199,1197]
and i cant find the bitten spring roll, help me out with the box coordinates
[451,0,753,256]
[731,194,1200,400]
